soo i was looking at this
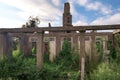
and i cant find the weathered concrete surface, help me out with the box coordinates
[81,57,85,80]
[73,35,78,53]
[80,32,85,57]
[91,33,95,61]
[49,37,56,62]
[0,33,12,58]
[79,32,85,80]
[0,24,120,33]
[5,33,12,57]
[0,33,4,57]
[56,35,61,55]
[85,36,91,54]
[20,34,32,56]
[36,33,43,69]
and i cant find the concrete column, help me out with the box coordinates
[20,34,32,56]
[73,35,78,53]
[19,36,24,54]
[49,37,56,62]
[108,34,114,45]
[80,31,85,80]
[80,32,85,57]
[36,33,43,69]
[6,33,12,58]
[0,33,12,58]
[101,36,107,52]
[56,35,61,55]
[78,37,80,53]
[20,35,27,56]
[85,36,91,54]
[0,33,5,57]
[91,33,95,61]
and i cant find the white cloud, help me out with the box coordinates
[0,17,23,28]
[51,0,61,6]
[69,2,79,16]
[0,0,62,28]
[73,20,88,26]
[78,0,111,14]
[90,13,120,25]
[78,0,88,6]
[0,0,119,28]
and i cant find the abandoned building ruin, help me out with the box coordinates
[0,2,120,69]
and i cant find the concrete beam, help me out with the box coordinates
[0,24,120,33]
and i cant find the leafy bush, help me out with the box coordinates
[0,54,37,80]
[87,63,120,80]
[40,40,80,80]
[0,40,80,80]
[85,34,120,80]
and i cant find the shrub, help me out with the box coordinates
[87,63,120,80]
[0,40,80,80]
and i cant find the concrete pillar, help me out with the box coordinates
[78,37,80,53]
[36,33,43,69]
[0,33,5,57]
[80,31,85,80]
[85,36,91,54]
[108,34,114,45]
[20,34,32,56]
[56,35,61,55]
[19,36,24,54]
[0,33,12,58]
[61,37,64,49]
[49,37,56,62]
[80,32,85,57]
[91,33,95,61]
[6,33,12,58]
[97,36,108,53]
[81,57,85,80]
[73,35,78,53]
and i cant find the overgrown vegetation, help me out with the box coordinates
[0,40,80,80]
[85,34,120,80]
[1,35,120,80]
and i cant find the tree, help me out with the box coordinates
[22,16,40,28]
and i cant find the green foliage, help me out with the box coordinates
[114,34,120,63]
[85,34,120,80]
[12,49,21,57]
[0,54,37,80]
[87,62,120,80]
[0,40,80,80]
[41,40,80,80]
[2,35,120,80]
[96,41,101,53]
[32,47,36,56]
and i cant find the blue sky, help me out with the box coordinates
[0,0,120,28]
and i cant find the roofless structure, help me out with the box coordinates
[0,3,120,78]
